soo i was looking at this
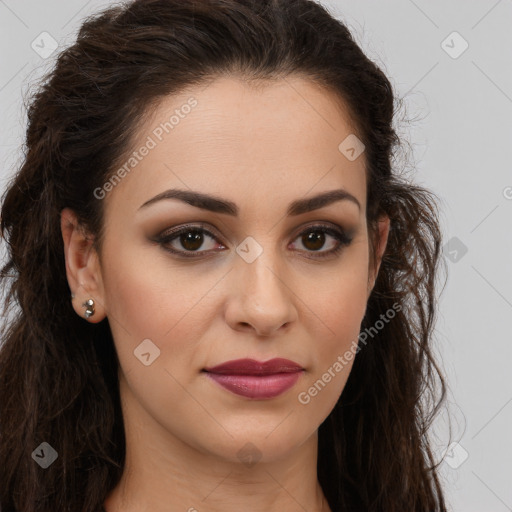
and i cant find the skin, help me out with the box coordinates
[61,75,390,512]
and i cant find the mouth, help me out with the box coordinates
[203,372,304,399]
[203,357,304,375]
[202,358,304,399]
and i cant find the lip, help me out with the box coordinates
[203,358,304,400]
[203,358,304,375]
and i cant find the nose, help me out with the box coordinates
[224,249,298,337]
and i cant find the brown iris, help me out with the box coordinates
[180,230,204,251]
[302,230,325,251]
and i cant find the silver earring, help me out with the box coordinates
[82,298,95,318]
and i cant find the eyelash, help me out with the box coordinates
[155,222,353,260]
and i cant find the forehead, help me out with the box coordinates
[104,75,367,218]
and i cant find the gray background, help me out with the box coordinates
[1,1,511,510]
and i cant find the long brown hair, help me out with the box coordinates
[0,0,449,510]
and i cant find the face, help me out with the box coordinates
[63,75,389,466]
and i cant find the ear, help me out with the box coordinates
[61,207,107,323]
[367,214,390,299]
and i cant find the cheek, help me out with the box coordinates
[293,249,369,412]
[298,249,369,352]
[306,281,366,383]
[100,240,229,386]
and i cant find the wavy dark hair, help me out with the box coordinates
[0,0,450,510]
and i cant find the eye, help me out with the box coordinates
[289,224,353,260]
[156,223,224,258]
[155,222,353,259]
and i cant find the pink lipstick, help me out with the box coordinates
[203,358,304,399]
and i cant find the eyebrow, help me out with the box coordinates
[138,187,361,216]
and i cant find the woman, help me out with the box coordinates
[0,0,449,510]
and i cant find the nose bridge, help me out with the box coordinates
[228,234,297,334]
[236,238,287,302]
